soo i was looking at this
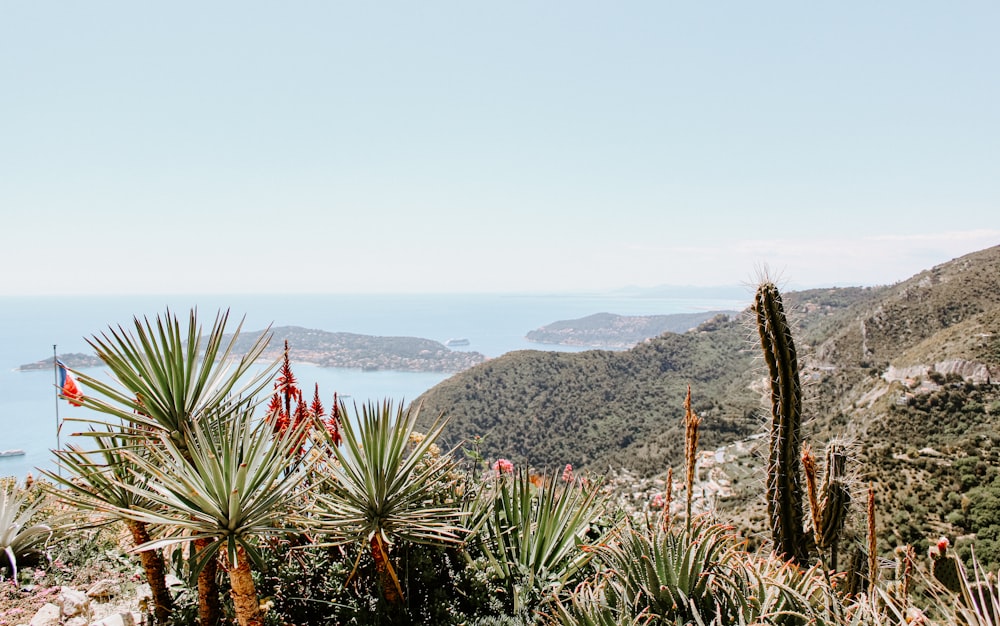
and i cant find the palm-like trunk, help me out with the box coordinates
[371,534,403,604]
[228,544,264,626]
[195,537,221,626]
[126,519,172,624]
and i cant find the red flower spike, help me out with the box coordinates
[310,383,325,419]
[273,411,290,435]
[325,392,343,447]
[267,393,287,434]
[275,340,301,422]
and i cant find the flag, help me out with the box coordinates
[56,359,84,407]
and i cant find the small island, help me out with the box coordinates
[526,311,737,349]
[19,327,487,374]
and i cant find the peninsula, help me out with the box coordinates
[18,327,487,374]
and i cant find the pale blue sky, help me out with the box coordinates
[2,2,997,295]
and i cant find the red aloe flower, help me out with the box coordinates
[293,396,308,429]
[275,340,301,421]
[325,392,343,447]
[267,393,287,435]
[561,463,574,483]
[310,383,325,419]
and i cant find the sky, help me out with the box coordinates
[1,2,998,295]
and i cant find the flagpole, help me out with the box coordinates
[53,344,61,477]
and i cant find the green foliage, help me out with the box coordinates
[547,582,650,626]
[465,469,611,616]
[575,519,828,626]
[73,308,277,441]
[419,322,759,476]
[252,542,361,625]
[107,403,318,576]
[0,479,58,580]
[44,426,153,516]
[311,399,465,610]
[251,536,491,625]
[603,520,786,625]
[314,400,464,551]
[597,520,737,623]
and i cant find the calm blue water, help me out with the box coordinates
[0,292,749,480]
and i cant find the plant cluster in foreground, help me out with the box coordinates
[1,300,996,626]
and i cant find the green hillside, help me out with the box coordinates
[417,245,1000,564]
[418,318,758,475]
[416,282,882,475]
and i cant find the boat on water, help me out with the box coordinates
[445,338,470,347]
[0,449,26,457]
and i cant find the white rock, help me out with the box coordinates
[28,603,61,626]
[90,612,140,626]
[86,579,120,600]
[59,586,93,621]
[64,617,89,626]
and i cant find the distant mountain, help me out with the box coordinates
[526,310,738,349]
[604,284,749,299]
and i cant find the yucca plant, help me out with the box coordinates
[73,308,276,442]
[466,468,611,616]
[43,427,174,624]
[70,308,277,626]
[0,480,55,581]
[111,402,319,626]
[311,399,465,604]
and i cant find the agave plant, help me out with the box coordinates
[311,400,465,604]
[733,551,830,626]
[112,402,318,626]
[466,467,611,616]
[547,580,652,626]
[0,480,55,581]
[43,427,174,624]
[591,519,743,625]
[69,308,277,626]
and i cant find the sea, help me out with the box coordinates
[0,292,750,481]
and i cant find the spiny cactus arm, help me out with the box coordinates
[818,445,851,551]
[756,283,802,434]
[756,282,808,564]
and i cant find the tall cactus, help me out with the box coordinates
[754,281,809,565]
